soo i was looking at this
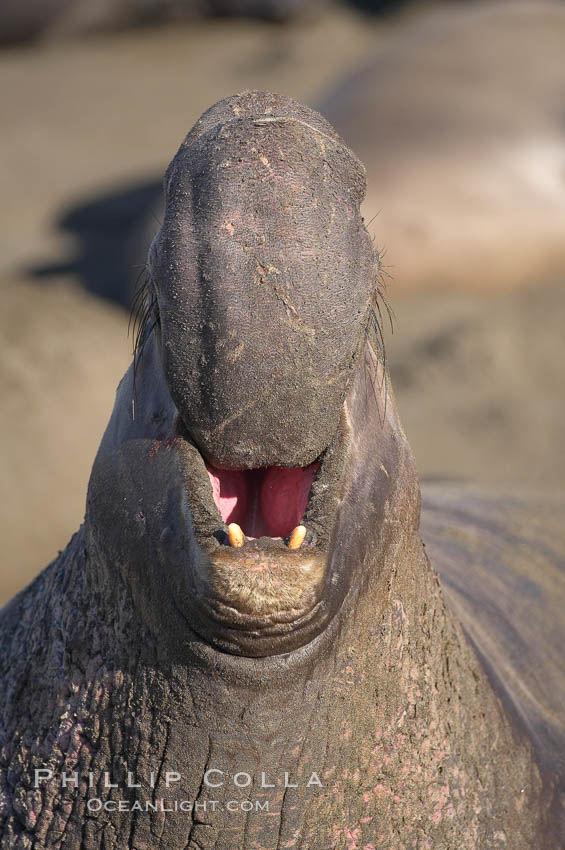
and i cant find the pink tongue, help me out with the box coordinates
[205,463,319,539]
[206,467,249,526]
[260,465,318,537]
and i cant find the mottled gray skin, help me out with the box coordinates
[1,92,564,849]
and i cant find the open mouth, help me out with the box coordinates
[205,462,319,544]
[172,412,350,653]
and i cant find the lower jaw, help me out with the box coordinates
[179,593,333,658]
[203,543,325,616]
[176,537,334,657]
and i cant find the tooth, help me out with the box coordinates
[288,525,306,550]
[227,523,245,548]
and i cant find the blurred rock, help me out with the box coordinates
[318,1,565,291]
[387,278,565,488]
[0,0,72,44]
[0,0,326,45]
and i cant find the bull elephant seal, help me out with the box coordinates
[1,91,564,849]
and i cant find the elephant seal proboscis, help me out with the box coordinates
[1,91,563,849]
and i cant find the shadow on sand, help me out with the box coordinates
[31,178,164,308]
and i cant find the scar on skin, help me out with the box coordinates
[326,367,349,386]
[343,401,354,433]
[254,258,317,337]
[256,260,280,277]
[226,342,244,363]
[265,271,315,332]
[281,316,316,339]
[209,386,272,436]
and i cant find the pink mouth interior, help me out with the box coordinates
[206,462,319,539]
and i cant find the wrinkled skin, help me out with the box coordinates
[1,92,563,849]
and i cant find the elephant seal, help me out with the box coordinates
[1,91,564,849]
[318,1,565,291]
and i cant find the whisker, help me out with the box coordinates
[129,268,160,407]
[364,248,394,424]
